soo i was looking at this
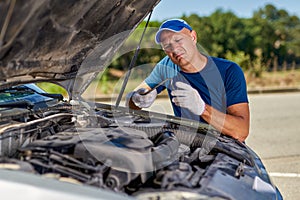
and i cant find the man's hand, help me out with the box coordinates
[171,82,205,115]
[128,88,157,108]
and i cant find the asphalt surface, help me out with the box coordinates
[145,92,300,200]
[247,93,300,200]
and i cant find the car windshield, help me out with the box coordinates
[0,88,34,102]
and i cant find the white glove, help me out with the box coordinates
[171,82,205,115]
[131,88,157,108]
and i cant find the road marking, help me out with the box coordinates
[270,172,300,178]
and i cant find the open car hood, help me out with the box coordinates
[0,0,160,97]
[0,1,283,199]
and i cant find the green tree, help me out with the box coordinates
[107,3,300,82]
[187,10,246,58]
[252,4,300,71]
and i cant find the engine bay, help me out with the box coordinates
[0,100,274,199]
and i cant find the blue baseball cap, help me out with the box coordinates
[155,19,192,44]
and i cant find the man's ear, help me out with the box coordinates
[191,30,197,43]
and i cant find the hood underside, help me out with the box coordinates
[0,0,160,96]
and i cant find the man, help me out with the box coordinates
[126,19,250,142]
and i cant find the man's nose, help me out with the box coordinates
[167,42,180,53]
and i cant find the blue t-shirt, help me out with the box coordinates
[145,55,248,122]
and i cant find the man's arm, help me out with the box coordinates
[171,82,250,142]
[201,103,250,142]
[133,81,152,91]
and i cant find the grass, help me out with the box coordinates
[246,69,300,89]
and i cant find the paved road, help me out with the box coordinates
[247,93,300,200]
[145,92,300,200]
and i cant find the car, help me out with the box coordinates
[0,0,282,200]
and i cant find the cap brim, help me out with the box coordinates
[155,27,183,44]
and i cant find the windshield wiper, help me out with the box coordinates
[36,92,64,101]
[0,100,34,109]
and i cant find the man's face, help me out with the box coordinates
[159,28,197,68]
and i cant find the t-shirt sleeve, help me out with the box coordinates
[145,56,179,94]
[144,63,165,93]
[225,63,248,107]
[145,63,163,87]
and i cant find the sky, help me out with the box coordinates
[150,0,300,21]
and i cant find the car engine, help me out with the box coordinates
[0,100,277,199]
